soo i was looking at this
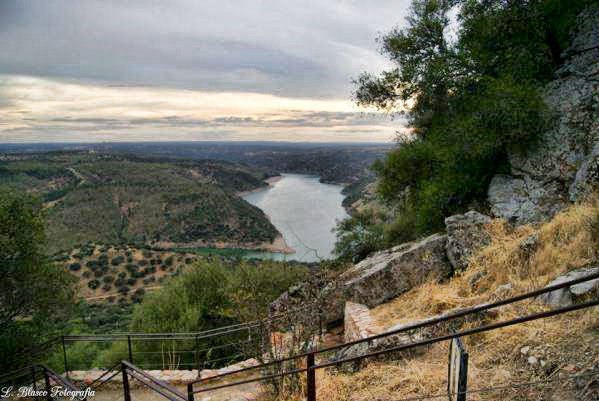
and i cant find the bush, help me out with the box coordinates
[164,256,174,267]
[69,262,82,271]
[88,279,100,290]
[82,271,91,279]
[126,277,137,286]
[103,275,114,284]
[111,256,125,266]
[131,288,145,304]
[101,283,112,292]
[117,285,130,295]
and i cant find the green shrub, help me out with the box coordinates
[69,262,82,271]
[111,255,125,266]
[88,280,100,290]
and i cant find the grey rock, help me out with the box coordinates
[468,270,487,287]
[488,175,568,225]
[519,233,540,257]
[495,283,513,299]
[331,233,451,315]
[445,211,492,270]
[538,266,599,307]
[487,8,598,224]
[270,233,452,326]
[569,151,599,202]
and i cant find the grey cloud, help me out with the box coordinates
[0,0,411,98]
[35,111,391,131]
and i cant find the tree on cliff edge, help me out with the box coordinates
[0,190,74,372]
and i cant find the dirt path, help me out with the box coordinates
[89,381,262,401]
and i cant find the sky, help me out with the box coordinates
[0,0,412,143]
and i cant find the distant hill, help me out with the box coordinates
[0,152,278,253]
[0,141,392,185]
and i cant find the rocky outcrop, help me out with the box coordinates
[488,7,599,224]
[323,233,451,323]
[271,233,452,326]
[538,266,599,307]
[445,211,492,270]
[569,145,599,202]
[488,175,569,225]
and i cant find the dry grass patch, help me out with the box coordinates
[295,196,598,401]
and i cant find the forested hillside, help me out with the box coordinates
[0,152,278,253]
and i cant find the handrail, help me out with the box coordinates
[63,303,313,342]
[189,298,599,396]
[87,360,123,389]
[121,361,187,401]
[39,364,89,401]
[188,270,599,389]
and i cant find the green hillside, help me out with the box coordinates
[0,152,278,253]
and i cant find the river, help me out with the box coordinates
[242,173,349,262]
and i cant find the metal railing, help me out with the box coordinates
[121,360,187,401]
[184,271,599,401]
[3,303,315,374]
[2,271,598,401]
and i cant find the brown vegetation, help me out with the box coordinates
[292,195,599,400]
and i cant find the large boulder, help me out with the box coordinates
[487,175,568,225]
[445,211,492,270]
[488,7,599,224]
[538,266,599,307]
[330,233,451,313]
[271,233,452,326]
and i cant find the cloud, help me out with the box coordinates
[0,0,411,98]
[0,1,412,142]
[0,75,396,142]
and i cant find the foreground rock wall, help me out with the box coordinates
[488,7,599,224]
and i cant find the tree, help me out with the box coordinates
[342,0,590,261]
[0,190,74,372]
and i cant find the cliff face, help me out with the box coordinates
[488,7,598,225]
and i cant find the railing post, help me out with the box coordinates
[187,383,195,401]
[43,367,52,401]
[61,335,69,378]
[306,351,316,401]
[122,362,131,401]
[30,365,37,391]
[127,335,133,363]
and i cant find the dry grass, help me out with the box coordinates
[282,195,599,401]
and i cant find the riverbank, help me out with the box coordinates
[153,233,294,255]
[236,175,283,197]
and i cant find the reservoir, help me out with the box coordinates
[242,173,349,262]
